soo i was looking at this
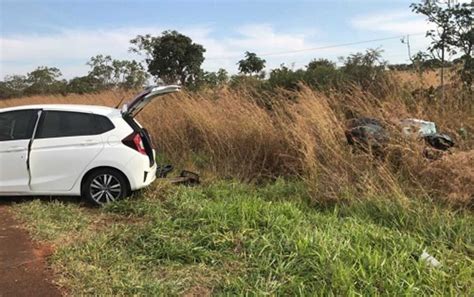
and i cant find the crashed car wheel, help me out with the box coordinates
[82,169,129,205]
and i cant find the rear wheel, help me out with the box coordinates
[82,169,129,205]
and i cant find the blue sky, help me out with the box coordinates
[1,0,436,79]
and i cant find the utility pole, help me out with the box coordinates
[401,35,413,67]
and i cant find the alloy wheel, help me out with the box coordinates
[89,174,122,204]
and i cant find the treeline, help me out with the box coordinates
[388,52,466,71]
[0,48,396,99]
[0,55,149,99]
[0,46,451,100]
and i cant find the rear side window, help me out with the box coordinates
[36,111,114,139]
[0,109,38,141]
[95,114,115,132]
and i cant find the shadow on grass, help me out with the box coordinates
[0,195,82,206]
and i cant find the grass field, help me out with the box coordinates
[13,181,474,295]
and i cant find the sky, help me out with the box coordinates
[0,0,438,79]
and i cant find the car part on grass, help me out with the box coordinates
[346,117,455,157]
[156,164,174,178]
[420,250,442,268]
[423,133,454,151]
[401,118,437,137]
[156,167,200,186]
[411,250,442,268]
[345,117,388,156]
[169,170,200,186]
[401,118,455,151]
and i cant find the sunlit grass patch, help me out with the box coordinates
[12,181,474,295]
[13,200,91,242]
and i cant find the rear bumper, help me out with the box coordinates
[124,153,157,191]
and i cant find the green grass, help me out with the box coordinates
[13,180,474,295]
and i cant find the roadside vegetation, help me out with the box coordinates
[2,79,472,206]
[13,181,474,295]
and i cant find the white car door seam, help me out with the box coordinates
[27,109,42,189]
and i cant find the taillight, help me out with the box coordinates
[122,132,146,155]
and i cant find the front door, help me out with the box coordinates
[0,109,39,193]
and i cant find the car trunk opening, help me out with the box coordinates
[121,85,180,166]
[123,116,155,167]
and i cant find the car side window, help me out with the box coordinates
[0,110,38,141]
[36,111,115,139]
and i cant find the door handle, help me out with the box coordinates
[81,140,99,146]
[7,146,25,152]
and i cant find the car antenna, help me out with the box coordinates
[114,86,155,109]
[114,95,126,109]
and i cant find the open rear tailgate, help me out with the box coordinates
[122,85,180,118]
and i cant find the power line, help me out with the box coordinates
[206,32,426,60]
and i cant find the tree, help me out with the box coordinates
[0,75,28,99]
[111,59,149,89]
[339,48,387,92]
[197,68,229,88]
[216,68,229,85]
[266,61,341,92]
[237,51,266,76]
[87,55,114,88]
[267,64,306,90]
[411,51,433,74]
[411,0,473,89]
[24,66,66,95]
[130,31,206,86]
[67,76,101,94]
[86,55,149,90]
[307,58,336,71]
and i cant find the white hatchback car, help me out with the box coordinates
[0,85,180,205]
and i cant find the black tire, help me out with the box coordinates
[82,168,130,206]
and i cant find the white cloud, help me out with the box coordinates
[349,10,435,61]
[351,10,433,35]
[202,24,331,73]
[228,24,312,54]
[1,24,333,79]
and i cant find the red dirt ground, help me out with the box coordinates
[0,205,62,297]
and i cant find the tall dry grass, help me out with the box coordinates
[392,69,443,88]
[1,81,472,206]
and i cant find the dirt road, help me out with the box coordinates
[0,205,61,297]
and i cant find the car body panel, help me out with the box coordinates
[0,104,121,117]
[0,139,31,192]
[0,108,40,193]
[29,134,105,192]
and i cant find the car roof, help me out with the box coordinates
[0,104,121,117]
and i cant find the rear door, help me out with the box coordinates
[122,85,180,118]
[29,110,112,192]
[0,109,40,193]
